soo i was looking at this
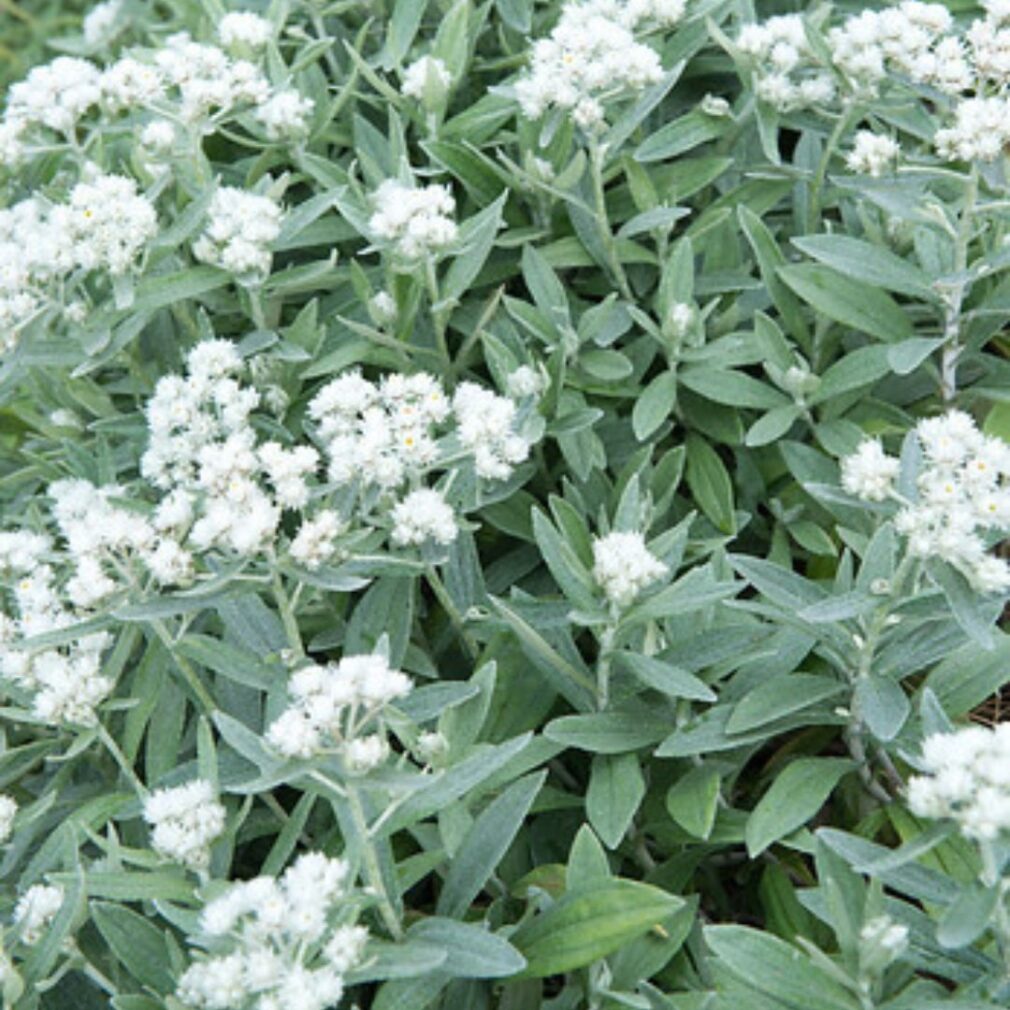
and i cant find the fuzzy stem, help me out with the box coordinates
[270,563,305,662]
[425,564,478,661]
[346,784,404,941]
[596,622,617,711]
[940,165,980,403]
[588,138,633,301]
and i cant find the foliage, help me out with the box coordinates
[3,0,1010,1008]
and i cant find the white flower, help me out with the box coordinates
[452,382,530,480]
[101,57,164,111]
[144,779,226,871]
[846,130,900,176]
[83,0,122,46]
[737,15,836,112]
[193,186,282,283]
[218,12,273,51]
[908,723,1010,840]
[6,57,102,134]
[308,370,448,491]
[343,734,389,773]
[62,172,158,275]
[401,55,452,106]
[290,511,344,570]
[141,119,177,153]
[935,96,1010,162]
[255,89,314,140]
[266,654,411,760]
[368,180,458,260]
[390,488,457,546]
[515,0,668,125]
[14,883,64,944]
[507,365,546,399]
[852,412,1010,593]
[841,439,900,501]
[592,531,668,607]
[0,795,17,842]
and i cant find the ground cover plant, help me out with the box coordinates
[7,0,1010,1006]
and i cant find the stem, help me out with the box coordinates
[587,138,633,300]
[940,165,979,403]
[346,784,404,941]
[424,258,452,371]
[97,723,147,799]
[807,101,861,233]
[596,622,617,711]
[149,619,216,714]
[425,565,478,661]
[271,563,305,661]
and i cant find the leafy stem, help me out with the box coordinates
[587,137,633,301]
[940,164,980,403]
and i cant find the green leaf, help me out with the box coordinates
[586,753,645,849]
[176,634,280,690]
[635,111,728,163]
[442,193,506,303]
[407,918,526,978]
[91,901,174,994]
[612,651,716,702]
[928,559,997,649]
[512,879,683,977]
[705,925,862,1010]
[685,434,735,534]
[437,772,546,918]
[745,758,854,857]
[792,235,936,300]
[633,370,678,440]
[937,884,999,949]
[680,368,790,410]
[779,264,912,343]
[545,711,671,753]
[810,345,892,405]
[727,674,845,735]
[854,674,910,742]
[746,405,802,447]
[666,766,720,839]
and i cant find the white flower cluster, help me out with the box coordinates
[908,723,1010,840]
[309,370,531,488]
[736,15,836,112]
[0,528,116,726]
[841,439,900,502]
[0,794,16,843]
[591,531,668,607]
[827,3,964,96]
[14,883,64,944]
[935,96,1010,162]
[515,0,675,128]
[143,779,227,871]
[193,187,283,284]
[178,852,368,1010]
[390,488,457,547]
[0,25,314,169]
[843,412,1010,593]
[63,173,159,274]
[846,130,901,177]
[368,181,458,260]
[4,56,102,137]
[453,381,532,479]
[0,172,156,352]
[401,55,452,104]
[83,0,123,47]
[266,653,411,769]
[218,12,273,52]
[254,89,314,141]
